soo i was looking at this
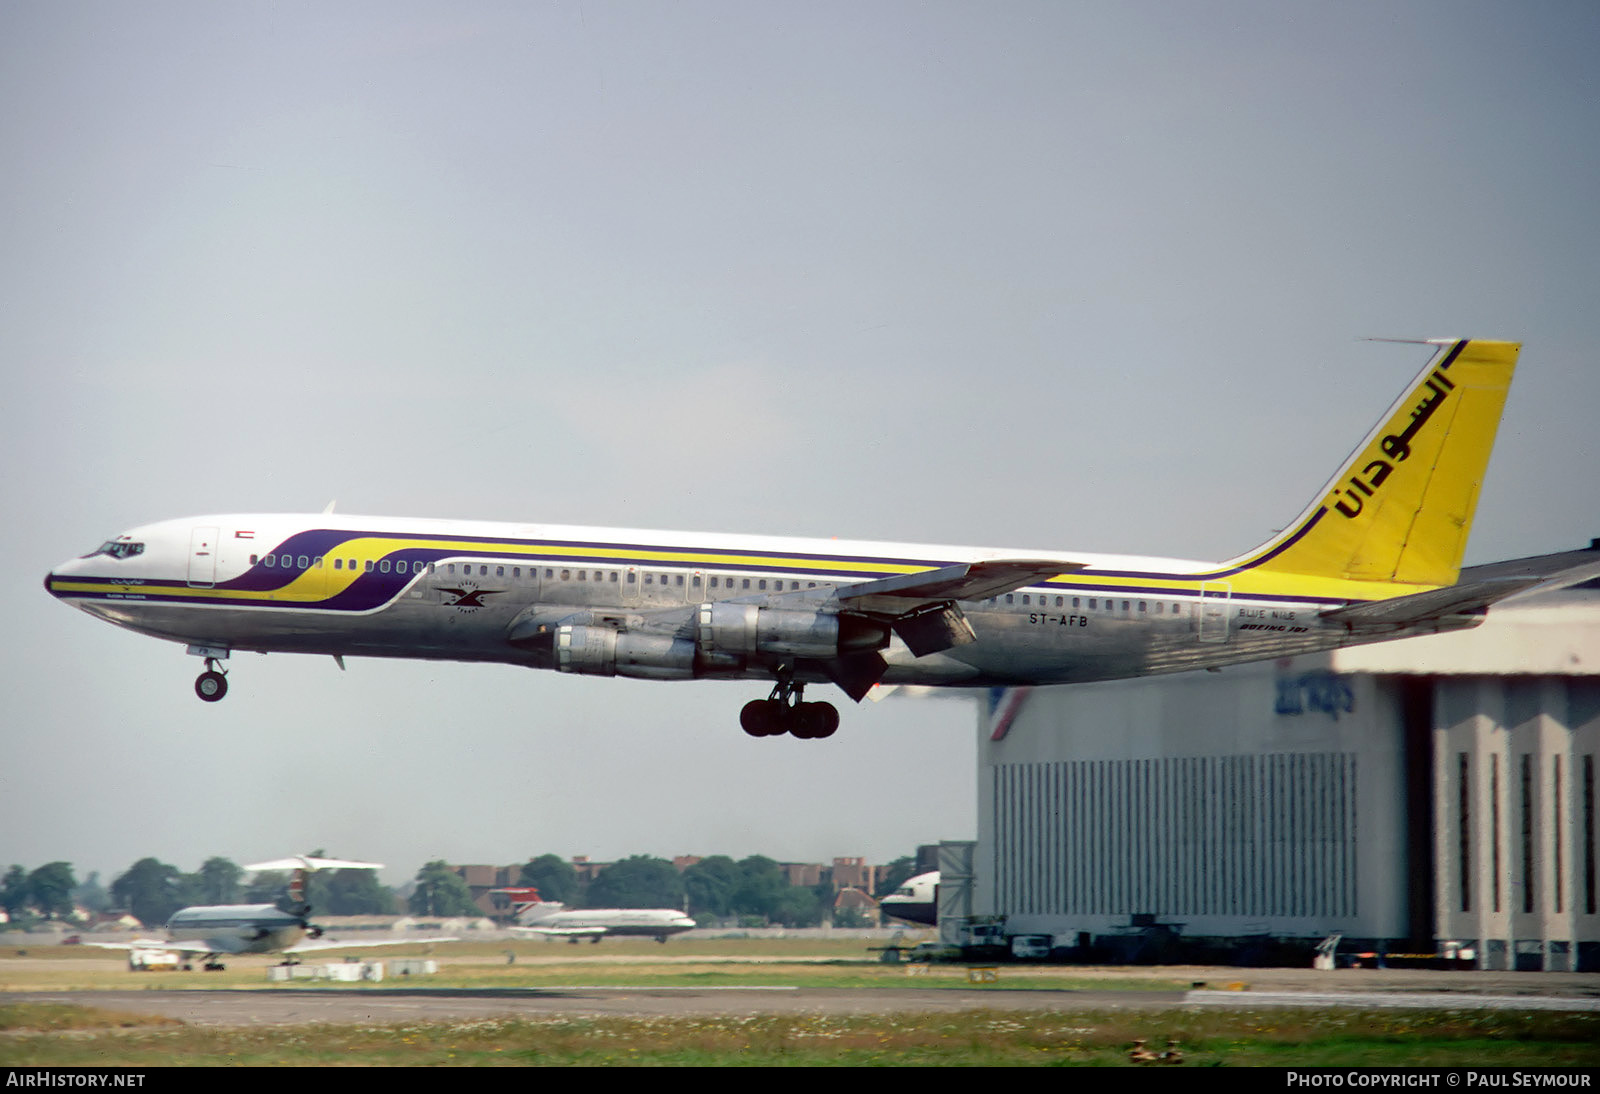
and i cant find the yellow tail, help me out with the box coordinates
[1232,339,1519,587]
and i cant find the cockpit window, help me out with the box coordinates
[84,540,144,560]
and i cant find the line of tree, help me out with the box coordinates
[1,855,400,929]
[407,860,481,917]
[2,852,923,930]
[1,863,78,923]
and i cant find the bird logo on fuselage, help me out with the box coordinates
[439,584,496,612]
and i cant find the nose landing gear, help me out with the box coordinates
[193,662,228,703]
[740,668,839,739]
[188,647,231,702]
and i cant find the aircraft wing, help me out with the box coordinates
[1321,559,1600,630]
[83,939,225,956]
[835,559,1086,612]
[508,925,606,937]
[812,559,1089,688]
[283,936,458,954]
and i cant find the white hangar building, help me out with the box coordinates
[969,547,1600,971]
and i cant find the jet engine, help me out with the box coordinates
[554,625,696,680]
[696,602,889,660]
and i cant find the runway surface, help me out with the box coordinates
[12,968,1599,1027]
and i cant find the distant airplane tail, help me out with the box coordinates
[243,855,385,916]
[1226,339,1520,588]
[515,900,566,924]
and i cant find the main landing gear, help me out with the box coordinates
[740,669,839,740]
[194,658,228,703]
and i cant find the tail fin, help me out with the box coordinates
[288,867,310,914]
[1230,339,1519,587]
[243,855,385,916]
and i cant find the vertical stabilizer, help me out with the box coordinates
[1230,339,1519,587]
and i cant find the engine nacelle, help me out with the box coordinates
[555,625,696,680]
[697,602,852,659]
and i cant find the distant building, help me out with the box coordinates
[832,886,879,922]
[450,864,520,918]
[830,857,877,893]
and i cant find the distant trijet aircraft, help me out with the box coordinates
[499,889,695,943]
[87,856,453,970]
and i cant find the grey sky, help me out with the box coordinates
[4,2,1597,887]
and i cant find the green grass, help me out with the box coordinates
[0,1002,181,1032]
[2,1005,1596,1066]
[4,940,1596,1066]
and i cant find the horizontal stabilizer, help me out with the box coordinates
[244,856,384,872]
[1321,559,1600,629]
[837,558,1083,608]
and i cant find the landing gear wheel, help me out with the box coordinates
[741,699,781,737]
[195,671,228,702]
[790,703,818,739]
[790,702,841,739]
[807,702,840,739]
[742,668,841,739]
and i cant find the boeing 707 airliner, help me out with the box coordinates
[48,340,1562,739]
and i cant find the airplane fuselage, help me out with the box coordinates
[163,903,308,956]
[518,907,698,939]
[44,513,1445,690]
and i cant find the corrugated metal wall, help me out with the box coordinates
[992,753,1359,920]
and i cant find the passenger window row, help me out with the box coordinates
[251,554,436,576]
[993,592,1190,616]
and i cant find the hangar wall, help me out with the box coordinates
[977,663,1411,942]
[974,589,1600,969]
[1433,676,1600,970]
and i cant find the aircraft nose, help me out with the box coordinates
[45,557,83,599]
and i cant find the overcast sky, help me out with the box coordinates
[4,2,1597,889]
